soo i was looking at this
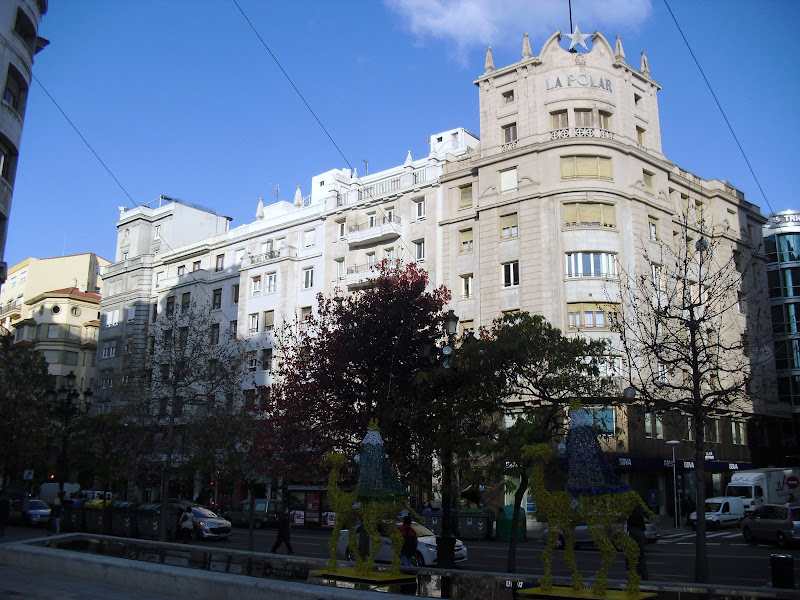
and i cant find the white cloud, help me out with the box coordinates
[386,0,652,64]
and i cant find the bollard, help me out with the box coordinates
[771,554,794,589]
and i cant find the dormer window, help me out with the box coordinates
[502,89,515,104]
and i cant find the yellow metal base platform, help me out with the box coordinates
[310,567,416,585]
[518,586,657,599]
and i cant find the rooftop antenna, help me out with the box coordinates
[270,183,280,202]
[363,159,369,175]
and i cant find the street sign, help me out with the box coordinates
[787,475,799,489]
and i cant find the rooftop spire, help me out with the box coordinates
[404,150,413,168]
[522,33,532,59]
[640,50,650,76]
[293,185,302,207]
[256,196,264,220]
[484,46,494,72]
[614,35,625,61]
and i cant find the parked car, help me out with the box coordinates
[336,520,468,567]
[544,519,657,549]
[741,503,800,548]
[170,501,232,540]
[224,499,283,529]
[688,496,745,530]
[8,498,51,526]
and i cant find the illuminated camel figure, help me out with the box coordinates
[564,407,657,596]
[522,443,583,591]
[323,452,359,572]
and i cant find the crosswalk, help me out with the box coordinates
[657,530,745,545]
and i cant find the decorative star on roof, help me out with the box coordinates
[565,26,591,51]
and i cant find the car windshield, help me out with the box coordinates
[28,500,48,510]
[706,502,722,512]
[410,523,435,537]
[191,506,220,518]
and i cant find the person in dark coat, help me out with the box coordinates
[685,495,696,526]
[271,509,294,554]
[625,506,648,579]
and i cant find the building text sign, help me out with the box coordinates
[546,73,613,92]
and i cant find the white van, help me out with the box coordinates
[688,496,745,530]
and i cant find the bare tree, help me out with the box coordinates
[119,300,251,541]
[613,211,772,583]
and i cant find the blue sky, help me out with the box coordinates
[6,0,798,267]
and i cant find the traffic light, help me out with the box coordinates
[49,474,55,480]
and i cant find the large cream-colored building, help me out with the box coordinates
[0,0,48,284]
[98,30,780,514]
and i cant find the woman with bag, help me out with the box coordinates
[179,506,194,543]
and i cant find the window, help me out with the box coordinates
[181,292,190,312]
[706,418,720,444]
[368,213,377,228]
[385,247,395,262]
[102,341,116,359]
[335,258,345,279]
[649,219,658,241]
[651,263,662,287]
[567,302,618,329]
[500,213,519,239]
[301,306,312,321]
[414,239,425,261]
[210,323,220,345]
[367,252,376,267]
[230,320,237,336]
[337,220,346,240]
[461,274,474,299]
[3,67,23,111]
[731,420,747,445]
[262,348,273,372]
[565,252,617,278]
[551,110,568,130]
[104,309,120,327]
[575,109,593,127]
[154,225,161,240]
[166,296,175,316]
[212,288,222,310]
[460,320,475,336]
[177,265,186,276]
[48,324,59,338]
[599,111,611,131]
[263,310,275,332]
[634,92,642,106]
[303,229,316,248]
[69,325,81,339]
[561,155,612,180]
[459,184,473,209]
[249,313,259,334]
[644,412,663,439]
[232,284,239,304]
[126,307,136,323]
[18,271,25,283]
[460,229,473,253]
[248,351,258,371]
[500,167,517,192]
[685,414,694,441]
[179,327,189,349]
[266,273,277,293]
[415,198,426,220]
[643,170,654,195]
[563,202,616,228]
[503,261,520,287]
[502,89,515,104]
[215,254,224,271]
[252,275,262,296]
[122,252,128,260]
[0,142,11,180]
[303,267,314,289]
[156,272,164,287]
[502,122,518,144]
[587,407,614,436]
[192,260,201,271]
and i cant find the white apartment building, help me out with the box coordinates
[98,29,780,511]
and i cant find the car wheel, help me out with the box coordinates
[254,520,264,530]
[412,551,425,567]
[777,532,787,548]
[556,535,565,550]
[346,549,356,562]
[742,527,753,544]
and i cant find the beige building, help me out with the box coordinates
[0,0,48,284]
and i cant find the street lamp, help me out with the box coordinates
[438,309,459,572]
[666,440,681,529]
[47,371,93,501]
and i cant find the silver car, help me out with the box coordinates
[336,521,468,567]
[9,498,51,526]
[741,504,800,548]
[544,520,657,549]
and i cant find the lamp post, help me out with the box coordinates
[666,440,680,529]
[437,309,459,571]
[47,371,93,501]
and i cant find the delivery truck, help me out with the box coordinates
[725,468,800,512]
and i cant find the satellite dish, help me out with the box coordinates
[442,345,453,355]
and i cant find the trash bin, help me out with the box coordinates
[134,503,161,540]
[457,509,494,540]
[62,498,88,533]
[496,505,526,541]
[110,501,138,537]
[421,508,443,535]
[83,499,111,534]
[771,554,795,589]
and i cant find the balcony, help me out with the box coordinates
[345,263,381,287]
[249,248,295,266]
[347,216,402,247]
[253,370,274,387]
[550,128,614,141]
[332,167,431,209]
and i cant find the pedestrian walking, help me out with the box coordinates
[50,492,63,534]
[398,515,418,566]
[0,493,9,537]
[179,506,194,543]
[271,509,294,554]
[685,495,696,526]
[625,506,648,580]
